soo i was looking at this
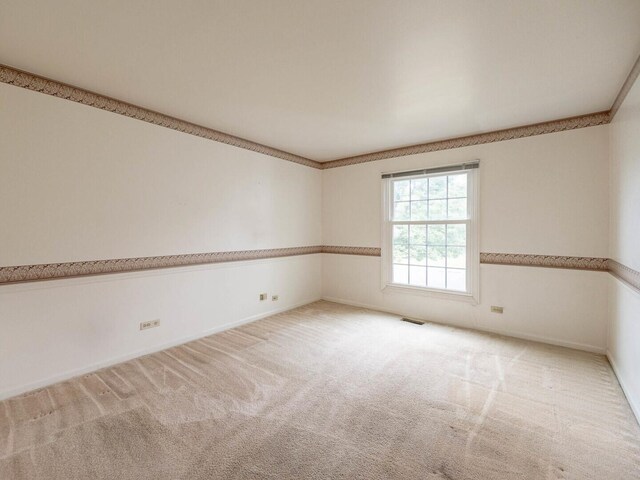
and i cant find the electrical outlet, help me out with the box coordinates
[490,306,504,314]
[272,295,279,301]
[259,293,268,301]
[140,319,160,330]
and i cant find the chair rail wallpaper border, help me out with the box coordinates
[608,259,640,294]
[0,247,323,285]
[2,248,637,285]
[0,64,322,170]
[321,246,382,256]
[0,246,380,285]
[480,253,609,271]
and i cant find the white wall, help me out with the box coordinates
[0,84,321,265]
[322,126,610,352]
[0,83,323,399]
[608,70,640,419]
[0,256,321,400]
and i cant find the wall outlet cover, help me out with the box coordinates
[259,293,268,301]
[140,319,161,330]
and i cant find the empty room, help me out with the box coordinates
[1,1,640,478]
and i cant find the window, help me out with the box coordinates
[382,163,478,299]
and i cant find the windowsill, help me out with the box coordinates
[382,283,478,304]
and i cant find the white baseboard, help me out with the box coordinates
[321,296,605,354]
[0,298,321,401]
[606,351,640,425]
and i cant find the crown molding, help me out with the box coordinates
[320,112,611,169]
[610,52,640,119]
[0,64,322,170]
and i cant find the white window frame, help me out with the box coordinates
[381,165,479,303]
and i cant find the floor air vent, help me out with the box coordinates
[401,317,425,325]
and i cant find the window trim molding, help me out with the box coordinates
[380,164,480,303]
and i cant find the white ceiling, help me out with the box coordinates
[1,1,639,161]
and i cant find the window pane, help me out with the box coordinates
[427,224,446,245]
[393,264,409,284]
[447,246,466,268]
[429,176,447,199]
[394,180,410,201]
[393,225,409,244]
[409,266,427,286]
[447,268,466,291]
[448,174,467,198]
[393,201,410,221]
[428,199,447,220]
[388,172,474,295]
[427,246,446,267]
[410,245,427,265]
[427,267,446,289]
[393,243,408,264]
[447,198,467,219]
[410,200,428,221]
[410,178,428,200]
[446,224,466,246]
[409,225,426,245]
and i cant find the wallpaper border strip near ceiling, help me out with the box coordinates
[610,53,640,118]
[3,60,638,170]
[322,50,639,168]
[0,64,322,170]
[4,248,638,293]
[321,112,610,169]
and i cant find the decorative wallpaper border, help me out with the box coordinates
[0,247,322,285]
[0,64,322,170]
[610,53,640,119]
[321,112,611,169]
[0,245,385,285]
[479,253,609,271]
[608,259,640,294]
[322,51,640,168]
[2,247,638,287]
[3,51,639,170]
[321,246,382,256]
[2,63,630,172]
[481,254,640,294]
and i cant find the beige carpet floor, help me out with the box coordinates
[1,301,639,479]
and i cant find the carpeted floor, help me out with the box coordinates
[1,301,638,479]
